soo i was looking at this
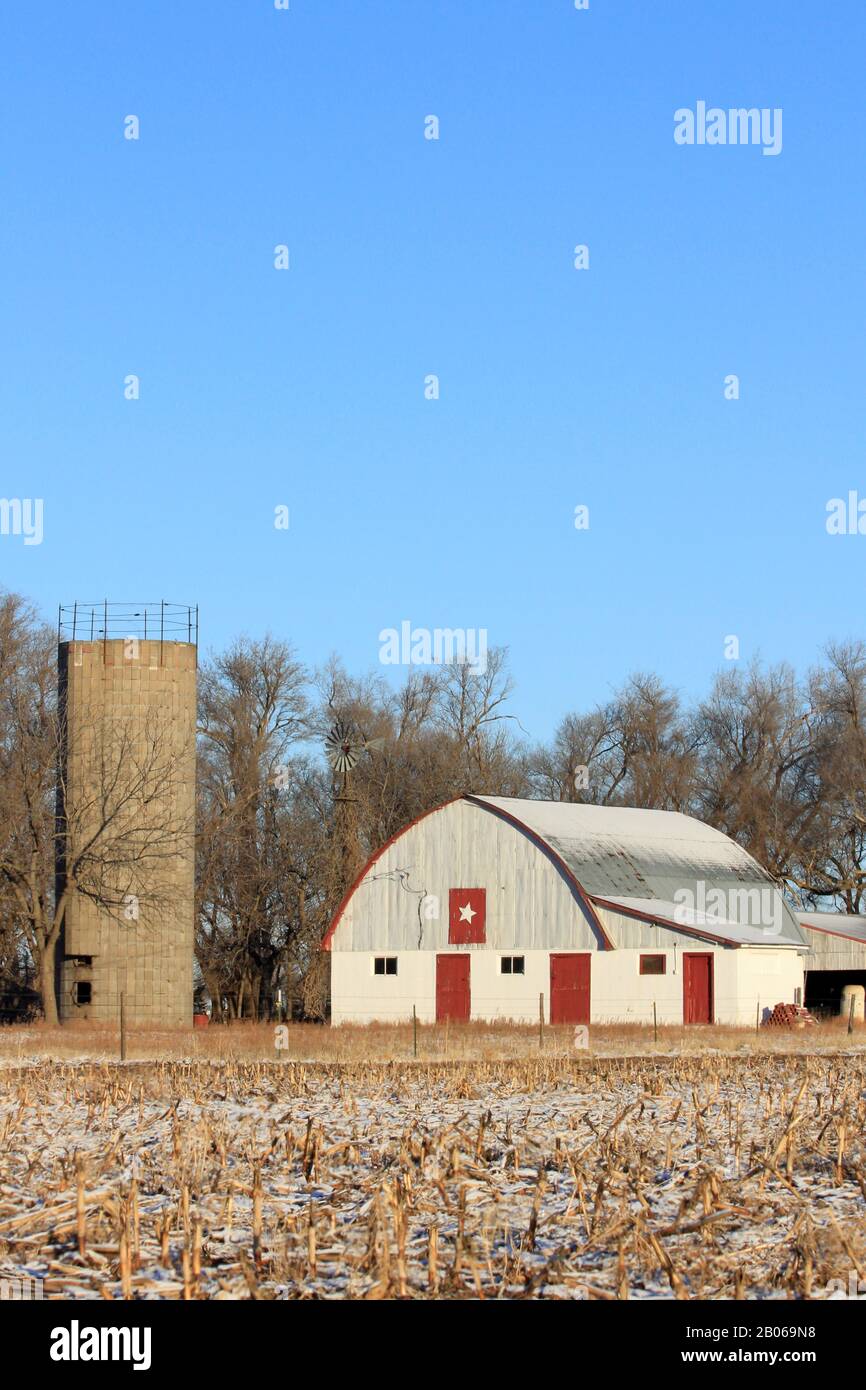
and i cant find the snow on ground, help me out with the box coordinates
[0,1056,864,1300]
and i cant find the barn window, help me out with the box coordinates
[640,955,666,976]
[373,957,397,976]
[500,956,525,975]
[74,981,92,1005]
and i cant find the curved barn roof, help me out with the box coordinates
[471,797,773,898]
[468,796,806,948]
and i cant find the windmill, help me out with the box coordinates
[324,720,384,891]
[324,720,384,794]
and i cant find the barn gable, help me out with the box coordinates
[326,797,606,953]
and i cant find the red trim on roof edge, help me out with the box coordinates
[798,918,866,945]
[464,796,614,950]
[320,796,464,951]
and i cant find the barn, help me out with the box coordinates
[324,796,807,1027]
[796,913,866,1017]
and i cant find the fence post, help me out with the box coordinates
[538,993,544,1049]
[849,994,857,1036]
[413,1005,418,1058]
[120,992,127,1062]
[756,999,760,1037]
[653,1000,657,1044]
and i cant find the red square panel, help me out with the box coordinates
[448,888,486,944]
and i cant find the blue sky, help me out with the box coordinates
[1,0,863,739]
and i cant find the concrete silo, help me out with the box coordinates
[55,602,197,1026]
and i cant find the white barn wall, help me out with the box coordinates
[734,949,805,1025]
[590,951,684,1024]
[331,945,806,1027]
[333,950,563,1026]
[592,908,805,1025]
[590,951,783,1026]
[331,951,434,1025]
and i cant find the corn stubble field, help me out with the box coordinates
[1,1026,865,1301]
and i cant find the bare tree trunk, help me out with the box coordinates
[41,946,58,1025]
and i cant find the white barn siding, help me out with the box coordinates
[332,799,602,955]
[734,949,805,1026]
[589,949,801,1027]
[331,951,434,1025]
[803,936,866,973]
[331,946,805,1027]
[331,950,563,1027]
[595,904,709,951]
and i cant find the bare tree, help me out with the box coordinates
[196,636,310,1018]
[693,662,819,885]
[793,643,866,909]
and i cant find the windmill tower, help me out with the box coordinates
[324,721,383,893]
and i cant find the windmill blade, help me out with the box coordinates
[324,720,351,750]
[325,720,362,773]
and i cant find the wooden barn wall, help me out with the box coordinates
[802,933,866,973]
[593,905,717,951]
[331,799,602,953]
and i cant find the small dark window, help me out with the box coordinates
[374,957,397,976]
[640,954,666,976]
[500,956,525,975]
[74,981,92,1005]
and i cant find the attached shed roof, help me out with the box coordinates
[796,913,866,945]
[595,895,805,949]
[470,796,807,949]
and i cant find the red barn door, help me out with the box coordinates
[436,955,470,1022]
[683,953,714,1024]
[549,953,590,1024]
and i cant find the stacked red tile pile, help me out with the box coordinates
[762,1002,816,1029]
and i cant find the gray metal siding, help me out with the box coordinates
[334,799,603,952]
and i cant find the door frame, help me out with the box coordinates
[435,953,471,1023]
[549,952,591,1025]
[682,952,714,1025]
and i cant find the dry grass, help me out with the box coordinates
[0,1017,864,1064]
[0,1054,864,1300]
